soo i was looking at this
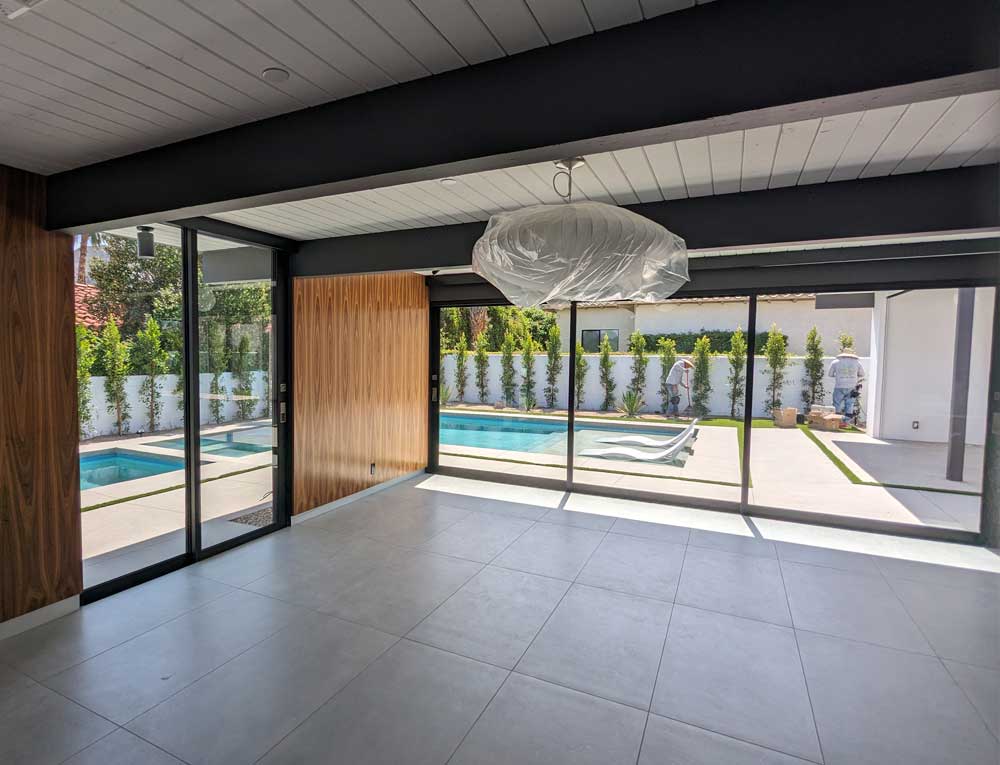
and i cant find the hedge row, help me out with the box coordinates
[641,331,784,354]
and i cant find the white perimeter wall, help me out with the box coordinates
[81,371,268,438]
[555,306,635,351]
[874,287,993,445]
[442,353,870,420]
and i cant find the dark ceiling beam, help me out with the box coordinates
[171,216,298,252]
[47,0,998,232]
[291,166,1000,277]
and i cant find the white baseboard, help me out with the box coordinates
[292,469,426,525]
[0,595,80,641]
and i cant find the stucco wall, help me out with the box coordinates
[555,305,635,351]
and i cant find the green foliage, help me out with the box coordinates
[260,328,271,418]
[440,307,468,351]
[500,332,517,406]
[454,333,469,402]
[726,327,747,418]
[617,390,645,417]
[486,307,528,351]
[440,382,454,405]
[521,307,557,348]
[657,337,678,415]
[76,325,97,438]
[642,330,781,355]
[762,323,789,411]
[232,334,256,420]
[838,332,855,353]
[598,333,616,411]
[691,335,713,417]
[520,337,537,410]
[802,326,826,410]
[132,316,169,432]
[574,342,588,409]
[628,331,648,404]
[98,319,131,435]
[543,325,562,409]
[474,334,490,403]
[203,321,228,424]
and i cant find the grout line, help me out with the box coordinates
[444,668,513,764]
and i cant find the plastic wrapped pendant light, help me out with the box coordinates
[472,200,689,308]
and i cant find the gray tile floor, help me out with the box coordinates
[1,475,998,765]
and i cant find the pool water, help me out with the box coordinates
[439,413,682,454]
[80,450,185,489]
[152,427,271,458]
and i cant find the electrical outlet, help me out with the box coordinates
[370,462,376,476]
[912,420,920,430]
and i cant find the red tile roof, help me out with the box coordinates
[74,283,104,331]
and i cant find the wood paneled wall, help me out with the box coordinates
[0,166,81,622]
[293,272,428,514]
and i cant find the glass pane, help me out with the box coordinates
[75,225,187,587]
[571,300,748,505]
[748,289,992,533]
[438,306,568,482]
[197,233,275,548]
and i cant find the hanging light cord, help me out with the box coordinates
[552,163,575,203]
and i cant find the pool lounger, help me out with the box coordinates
[580,425,697,463]
[595,418,699,449]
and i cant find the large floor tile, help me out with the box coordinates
[609,517,691,545]
[408,566,569,668]
[516,583,671,709]
[639,714,814,765]
[775,541,880,575]
[322,550,482,634]
[798,631,997,765]
[891,577,1000,668]
[675,545,792,626]
[0,570,232,679]
[874,555,1000,592]
[652,606,822,763]
[46,589,306,724]
[259,640,507,765]
[63,729,184,764]
[782,561,931,653]
[541,506,617,531]
[361,504,471,546]
[452,673,645,765]
[689,528,777,558]
[0,678,114,765]
[492,522,605,580]
[128,612,396,765]
[944,660,1000,739]
[418,512,533,563]
[578,532,685,601]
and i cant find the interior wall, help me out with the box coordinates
[0,166,81,622]
[293,272,428,514]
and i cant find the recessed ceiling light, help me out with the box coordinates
[440,178,459,186]
[261,67,290,83]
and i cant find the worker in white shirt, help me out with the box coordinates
[665,358,694,417]
[828,351,865,420]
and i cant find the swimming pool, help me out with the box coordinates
[439,413,682,454]
[151,427,271,458]
[80,450,185,489]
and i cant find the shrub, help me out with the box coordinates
[440,382,453,405]
[474,333,490,402]
[132,316,170,431]
[98,318,131,435]
[260,328,271,418]
[454,333,469,402]
[838,332,855,353]
[598,333,616,411]
[657,337,678,415]
[726,327,747,418]
[574,342,588,409]
[617,390,644,417]
[203,321,228,424]
[520,336,537,410]
[691,335,713,416]
[500,332,517,406]
[232,334,256,420]
[763,323,789,412]
[642,330,781,355]
[76,325,97,438]
[802,326,825,410]
[627,330,648,405]
[543,325,562,409]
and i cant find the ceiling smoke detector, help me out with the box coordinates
[260,67,290,83]
[440,178,459,187]
[1,0,47,19]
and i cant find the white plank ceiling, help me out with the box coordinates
[0,0,712,175]
[210,91,1000,240]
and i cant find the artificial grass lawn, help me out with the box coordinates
[81,464,270,512]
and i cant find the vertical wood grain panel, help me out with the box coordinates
[293,272,428,514]
[0,165,81,621]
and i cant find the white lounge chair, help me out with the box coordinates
[580,424,697,463]
[595,418,699,449]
